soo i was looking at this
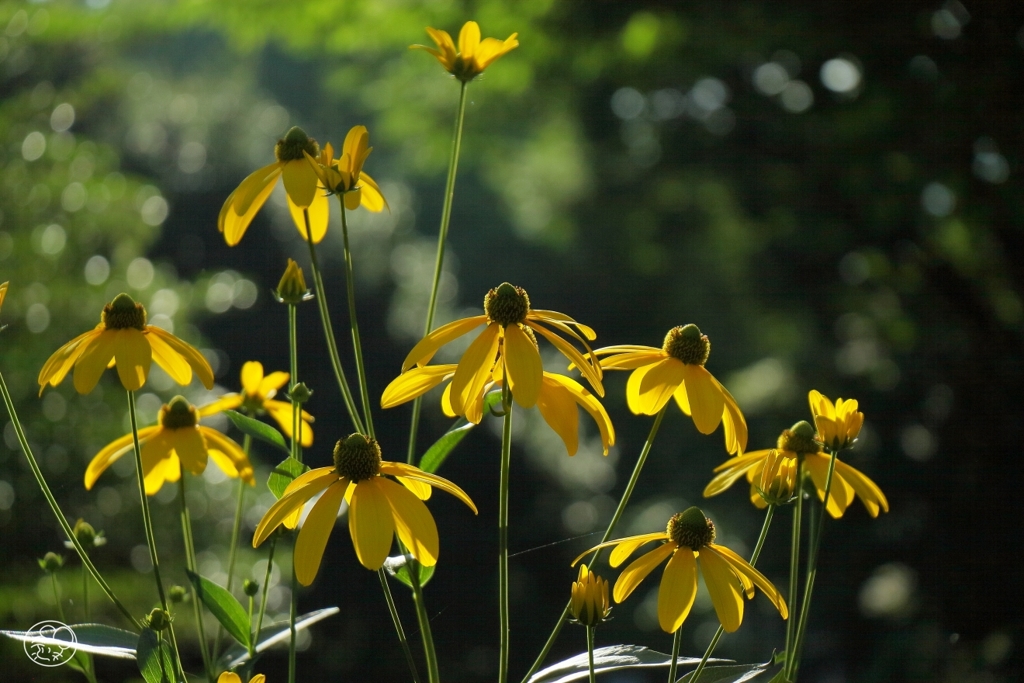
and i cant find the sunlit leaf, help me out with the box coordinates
[676,660,774,683]
[419,390,502,474]
[526,645,707,683]
[219,607,340,669]
[267,456,309,499]
[0,623,137,660]
[224,409,289,454]
[136,628,176,683]
[186,569,250,650]
[383,553,436,588]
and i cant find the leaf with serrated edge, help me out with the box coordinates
[420,391,502,474]
[224,409,289,454]
[220,607,339,669]
[136,629,175,683]
[527,645,712,683]
[1,624,138,660]
[187,569,250,649]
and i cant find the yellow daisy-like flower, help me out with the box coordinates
[574,507,787,634]
[703,421,889,519]
[594,324,747,455]
[411,21,519,82]
[85,396,253,496]
[303,126,387,212]
[200,361,314,448]
[390,283,603,421]
[808,389,864,452]
[37,293,214,395]
[219,126,329,246]
[253,434,477,584]
[217,673,265,683]
[570,564,611,628]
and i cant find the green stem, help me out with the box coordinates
[247,595,255,659]
[289,567,298,683]
[82,563,89,620]
[783,461,805,678]
[522,406,669,682]
[406,80,469,465]
[289,303,302,462]
[378,568,422,683]
[690,505,777,683]
[0,371,138,628]
[212,440,251,663]
[301,208,365,434]
[787,450,839,682]
[50,573,66,622]
[338,200,375,439]
[406,551,439,683]
[254,537,276,645]
[179,475,214,683]
[586,626,596,683]
[667,626,683,683]
[498,382,513,683]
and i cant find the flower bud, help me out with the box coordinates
[146,608,172,631]
[243,579,260,597]
[569,564,611,627]
[38,552,64,573]
[168,585,188,604]
[289,382,312,405]
[275,259,312,305]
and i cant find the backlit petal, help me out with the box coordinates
[402,315,488,371]
[241,361,264,395]
[38,327,102,392]
[258,371,290,398]
[381,365,457,409]
[715,377,748,455]
[289,186,329,244]
[633,357,686,415]
[169,427,208,476]
[613,542,676,604]
[528,321,604,396]
[198,394,244,418]
[281,158,319,208]
[379,462,477,513]
[657,548,698,633]
[458,21,481,59]
[544,373,615,454]
[253,472,339,547]
[536,375,580,455]
[449,324,500,417]
[202,428,253,484]
[529,310,597,341]
[834,460,889,516]
[599,350,665,371]
[804,455,854,519]
[680,364,725,435]
[504,324,543,408]
[85,427,158,490]
[379,477,439,566]
[708,544,788,618]
[608,532,671,568]
[145,328,193,386]
[73,330,117,394]
[219,163,281,246]
[264,400,315,448]
[146,327,214,389]
[113,329,152,391]
[397,476,432,501]
[294,481,347,585]
[699,547,745,632]
[348,479,396,570]
[358,172,387,212]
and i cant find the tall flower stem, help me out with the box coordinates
[406,80,469,465]
[178,475,214,683]
[0,371,138,628]
[82,564,89,620]
[498,382,515,683]
[338,201,375,437]
[301,208,365,434]
[667,626,683,683]
[289,568,298,683]
[586,626,596,683]
[253,537,277,645]
[285,297,301,683]
[786,450,839,682]
[378,568,423,683]
[522,406,669,682]
[783,461,805,676]
[212,435,252,663]
[289,303,301,460]
[689,505,777,683]
[405,549,439,683]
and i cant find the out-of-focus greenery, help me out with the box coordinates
[1,1,1022,681]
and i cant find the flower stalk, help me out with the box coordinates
[783,461,805,675]
[586,625,596,683]
[178,475,214,682]
[378,568,423,683]
[338,201,375,437]
[498,380,514,683]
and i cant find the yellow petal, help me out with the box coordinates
[358,172,388,213]
[475,35,517,69]
[140,431,175,495]
[169,427,208,476]
[804,455,854,519]
[699,547,745,632]
[289,185,329,244]
[833,460,889,516]
[715,377,748,455]
[599,350,665,371]
[703,453,766,498]
[613,542,676,604]
[379,477,439,566]
[545,373,615,454]
[145,328,195,386]
[458,21,481,59]
[219,162,282,246]
[264,400,315,448]
[113,328,152,391]
[281,158,319,208]
[807,389,834,419]
[241,361,264,394]
[198,394,244,418]
[217,673,242,683]
[528,321,604,397]
[504,324,543,408]
[536,375,580,455]
[253,472,339,547]
[680,364,726,435]
[632,357,686,415]
[657,548,698,633]
[202,428,253,484]
[73,330,117,394]
[379,462,478,514]
[608,532,670,568]
[529,309,597,341]
[294,480,347,585]
[708,544,788,618]
[396,476,432,501]
[402,315,488,371]
[85,427,158,490]
[381,365,457,409]
[258,370,290,398]
[146,327,214,389]
[449,324,500,417]
[348,479,396,570]
[38,327,102,392]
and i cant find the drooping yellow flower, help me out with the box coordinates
[389,283,603,422]
[217,673,265,683]
[569,564,611,627]
[411,21,519,82]
[575,507,787,634]
[303,126,387,212]
[86,396,253,496]
[594,324,747,455]
[808,389,864,451]
[704,421,889,518]
[218,126,329,246]
[199,361,314,448]
[382,360,614,456]
[253,434,477,584]
[38,293,214,395]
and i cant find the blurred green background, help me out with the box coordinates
[1,0,1021,681]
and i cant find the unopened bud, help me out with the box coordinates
[146,608,172,631]
[243,579,260,597]
[289,382,312,405]
[275,259,312,305]
[38,552,64,573]
[168,585,188,604]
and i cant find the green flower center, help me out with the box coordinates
[160,396,198,430]
[333,433,382,482]
[777,421,821,455]
[102,293,147,330]
[484,282,530,326]
[662,324,710,366]
[274,126,320,162]
[667,506,716,550]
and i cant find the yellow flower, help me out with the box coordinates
[411,21,519,82]
[86,396,253,496]
[703,421,889,518]
[303,126,387,212]
[595,324,747,455]
[37,293,214,395]
[218,126,329,246]
[389,283,603,420]
[575,507,787,634]
[0,281,7,312]
[382,361,614,456]
[253,434,477,583]
[808,389,864,451]
[570,564,611,627]
[200,361,314,448]
[275,258,312,305]
[218,673,265,683]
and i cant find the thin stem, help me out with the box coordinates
[498,382,513,683]
[254,537,277,645]
[212,439,250,662]
[338,200,375,438]
[586,626,596,683]
[247,595,255,658]
[50,573,66,622]
[289,303,302,462]
[289,567,298,683]
[0,371,138,628]
[406,551,439,683]
[406,80,470,465]
[522,406,669,682]
[690,505,777,683]
[667,627,683,683]
[82,564,90,620]
[302,208,365,434]
[179,475,214,683]
[783,462,805,678]
[378,568,422,683]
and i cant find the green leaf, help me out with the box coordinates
[136,628,176,683]
[268,456,310,499]
[219,607,339,669]
[0,623,137,659]
[224,410,289,455]
[383,554,436,589]
[526,645,707,683]
[676,660,774,683]
[186,569,250,650]
[419,390,502,474]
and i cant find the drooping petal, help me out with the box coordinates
[263,400,315,448]
[680,364,726,435]
[281,158,319,209]
[475,34,520,69]
[598,350,665,371]
[294,480,347,585]
[73,330,118,394]
[545,373,615,454]
[708,544,788,618]
[613,542,676,604]
[608,532,671,568]
[38,327,102,393]
[113,328,152,391]
[529,309,597,341]
[378,477,439,566]
[504,323,543,408]
[348,479,396,570]
[804,455,855,518]
[168,427,208,476]
[536,375,580,455]
[202,428,253,484]
[833,460,889,516]
[657,548,698,633]
[253,472,339,547]
[219,162,282,246]
[699,547,745,632]
[715,377,748,455]
[396,476,432,501]
[85,427,159,490]
[381,365,457,408]
[528,321,604,396]
[146,327,214,390]
[632,357,686,415]
[198,394,243,418]
[144,451,181,496]
[146,328,194,386]
[449,324,500,417]
[402,315,488,371]
[140,431,176,495]
[703,451,771,497]
[288,184,330,244]
[358,172,388,212]
[378,462,477,513]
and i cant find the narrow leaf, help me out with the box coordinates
[527,645,709,683]
[676,660,774,683]
[0,623,137,660]
[268,456,309,499]
[224,410,289,454]
[219,607,339,669]
[186,569,250,650]
[136,628,176,683]
[383,554,436,588]
[419,390,502,474]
